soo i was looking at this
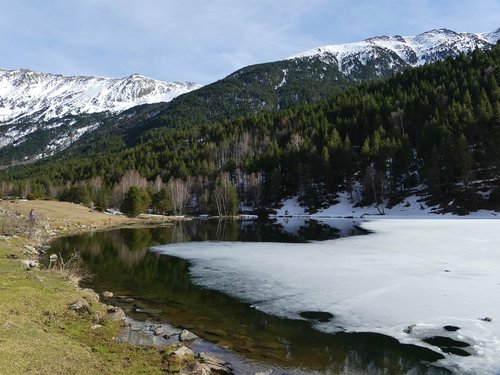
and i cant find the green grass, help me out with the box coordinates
[0,237,163,374]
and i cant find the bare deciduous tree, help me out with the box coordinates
[246,172,262,208]
[88,176,102,195]
[110,170,148,208]
[364,164,385,215]
[167,178,191,215]
[288,133,304,152]
[120,170,147,191]
[153,175,163,193]
[390,108,405,135]
[0,181,12,198]
[213,173,239,216]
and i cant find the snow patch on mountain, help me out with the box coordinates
[40,123,100,159]
[0,69,202,123]
[479,27,500,44]
[290,27,499,75]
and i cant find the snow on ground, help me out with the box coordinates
[152,219,500,375]
[272,192,499,219]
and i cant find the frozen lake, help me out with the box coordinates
[153,219,500,375]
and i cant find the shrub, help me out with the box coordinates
[120,187,151,217]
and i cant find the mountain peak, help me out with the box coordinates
[0,69,202,123]
[480,27,500,44]
[125,73,146,79]
[418,28,457,35]
[366,35,406,43]
[289,26,498,73]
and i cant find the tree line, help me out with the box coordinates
[1,44,499,215]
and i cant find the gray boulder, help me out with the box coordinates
[179,329,198,342]
[198,352,232,374]
[20,259,39,270]
[106,306,126,321]
[174,346,194,358]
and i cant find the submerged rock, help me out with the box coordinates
[133,307,161,317]
[101,291,114,298]
[204,328,228,337]
[254,370,273,375]
[130,323,145,331]
[299,310,334,322]
[162,327,182,339]
[153,326,166,336]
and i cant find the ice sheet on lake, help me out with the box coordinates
[151,219,500,375]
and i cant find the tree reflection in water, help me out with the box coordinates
[50,219,449,375]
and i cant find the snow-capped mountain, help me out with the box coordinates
[0,69,201,124]
[0,69,201,165]
[290,28,499,76]
[479,28,500,44]
[1,26,498,167]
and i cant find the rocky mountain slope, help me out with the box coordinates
[1,26,498,166]
[118,27,499,140]
[291,28,498,75]
[0,70,201,163]
[0,69,201,123]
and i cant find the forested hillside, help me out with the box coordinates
[2,28,496,168]
[1,45,499,215]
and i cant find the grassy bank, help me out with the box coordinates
[0,200,168,374]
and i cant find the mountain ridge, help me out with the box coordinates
[289,28,499,75]
[0,68,201,124]
[0,26,498,165]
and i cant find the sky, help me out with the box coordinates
[0,1,499,84]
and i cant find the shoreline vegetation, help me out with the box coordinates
[0,199,232,374]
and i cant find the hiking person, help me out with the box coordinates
[29,209,36,224]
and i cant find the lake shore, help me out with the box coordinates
[0,199,203,374]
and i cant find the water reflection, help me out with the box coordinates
[50,219,449,374]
